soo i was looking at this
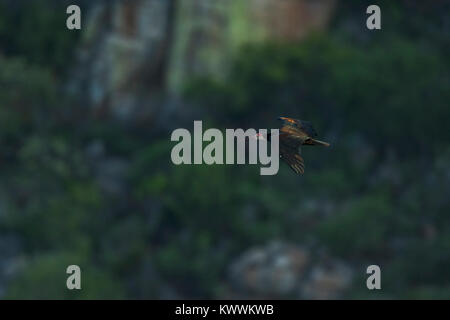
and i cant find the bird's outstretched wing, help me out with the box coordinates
[278,117,318,138]
[279,124,309,141]
[280,147,305,174]
[279,132,305,174]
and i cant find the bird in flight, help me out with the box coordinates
[256,116,330,174]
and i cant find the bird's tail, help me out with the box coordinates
[308,138,330,147]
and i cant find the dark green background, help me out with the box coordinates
[0,0,449,299]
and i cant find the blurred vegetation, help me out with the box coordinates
[0,0,80,74]
[0,0,449,299]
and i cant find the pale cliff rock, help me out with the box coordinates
[71,0,336,120]
[228,241,353,299]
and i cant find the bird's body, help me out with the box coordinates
[262,117,330,174]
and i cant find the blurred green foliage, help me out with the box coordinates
[187,35,449,154]
[0,0,79,73]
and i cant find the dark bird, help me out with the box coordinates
[256,116,330,174]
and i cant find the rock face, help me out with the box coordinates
[167,0,336,91]
[229,241,353,299]
[72,0,176,120]
[300,260,353,299]
[0,235,23,298]
[72,0,336,120]
[229,242,310,297]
